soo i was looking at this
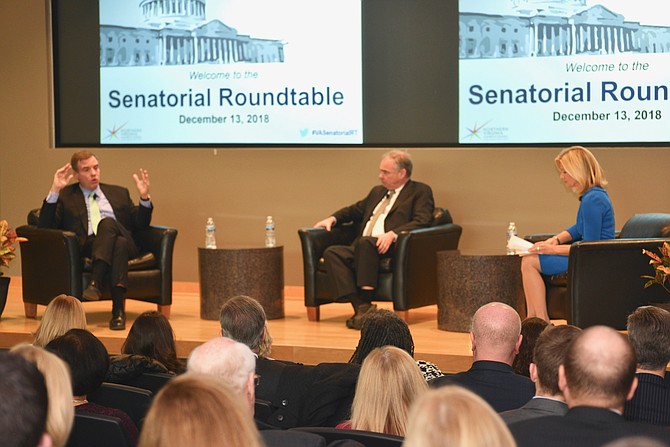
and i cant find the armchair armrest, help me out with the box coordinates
[136,225,178,305]
[298,225,358,307]
[16,225,83,304]
[392,223,463,310]
[298,225,358,267]
[567,238,670,329]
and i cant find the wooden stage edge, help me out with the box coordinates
[0,276,554,374]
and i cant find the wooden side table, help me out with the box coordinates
[437,251,526,332]
[198,246,284,320]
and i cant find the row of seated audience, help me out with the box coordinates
[3,294,670,446]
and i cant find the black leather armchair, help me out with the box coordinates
[525,213,670,329]
[17,209,177,318]
[298,208,462,322]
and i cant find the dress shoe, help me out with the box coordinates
[82,281,101,301]
[109,312,126,330]
[346,303,377,330]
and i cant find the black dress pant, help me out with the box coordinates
[82,217,139,309]
[322,236,394,301]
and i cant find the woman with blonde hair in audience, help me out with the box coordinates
[337,345,427,436]
[139,373,263,447]
[11,343,74,447]
[33,294,87,347]
[403,386,516,447]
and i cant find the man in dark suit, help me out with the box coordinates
[509,326,670,447]
[430,302,535,412]
[39,150,152,330]
[313,150,434,329]
[219,295,360,428]
[624,305,670,426]
[187,336,330,447]
[501,324,581,424]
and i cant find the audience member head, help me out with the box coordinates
[513,317,550,377]
[350,345,427,436]
[470,302,522,365]
[187,336,257,415]
[349,309,414,364]
[560,325,637,411]
[403,386,515,447]
[33,294,87,347]
[626,305,670,373]
[383,149,413,178]
[11,343,74,447]
[0,351,51,447]
[554,145,607,195]
[531,324,582,398]
[219,295,273,357]
[46,328,109,398]
[122,310,184,374]
[139,373,263,447]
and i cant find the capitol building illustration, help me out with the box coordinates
[460,0,670,58]
[100,0,285,66]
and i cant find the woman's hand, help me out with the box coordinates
[530,240,557,255]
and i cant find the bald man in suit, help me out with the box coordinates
[430,302,535,412]
[509,326,670,447]
[313,150,434,329]
[39,150,152,330]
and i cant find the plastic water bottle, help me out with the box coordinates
[265,216,276,248]
[205,217,217,249]
[506,221,517,255]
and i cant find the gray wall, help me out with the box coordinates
[1,0,669,286]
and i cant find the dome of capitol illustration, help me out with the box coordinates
[139,0,207,29]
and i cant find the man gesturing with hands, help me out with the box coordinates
[39,150,153,330]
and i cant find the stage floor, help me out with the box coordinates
[0,277,479,373]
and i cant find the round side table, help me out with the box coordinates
[198,246,284,320]
[437,250,526,332]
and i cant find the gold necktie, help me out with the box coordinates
[363,190,395,237]
[88,193,101,235]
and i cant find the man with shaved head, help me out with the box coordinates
[510,326,670,447]
[430,302,535,411]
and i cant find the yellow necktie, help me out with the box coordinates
[364,190,395,237]
[88,193,101,235]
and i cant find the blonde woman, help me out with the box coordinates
[139,374,263,447]
[337,345,427,436]
[521,146,614,322]
[404,386,516,447]
[33,294,87,347]
[11,343,74,447]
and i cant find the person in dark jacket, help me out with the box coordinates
[107,310,184,383]
[219,295,360,428]
[624,305,670,426]
[46,329,139,446]
[430,302,535,412]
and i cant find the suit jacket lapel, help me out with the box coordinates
[388,180,413,216]
[72,184,89,234]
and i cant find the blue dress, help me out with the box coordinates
[539,186,615,275]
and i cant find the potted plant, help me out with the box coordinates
[642,242,670,294]
[0,219,28,317]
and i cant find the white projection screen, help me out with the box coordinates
[51,0,669,147]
